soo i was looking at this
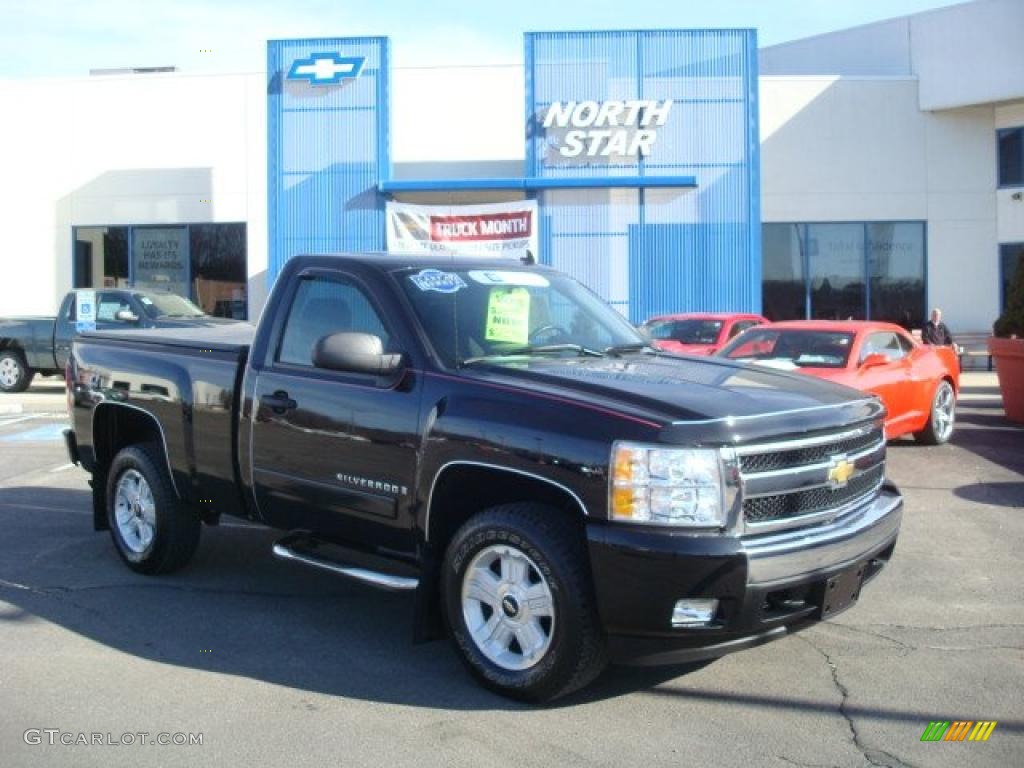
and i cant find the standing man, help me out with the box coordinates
[922,308,955,346]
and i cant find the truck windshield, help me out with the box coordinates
[136,293,207,319]
[396,267,646,368]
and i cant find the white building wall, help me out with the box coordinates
[760,75,999,331]
[911,0,1024,111]
[0,71,266,317]
[759,18,912,77]
[760,0,1024,112]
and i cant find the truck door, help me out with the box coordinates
[249,271,422,554]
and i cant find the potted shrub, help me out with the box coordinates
[989,254,1024,424]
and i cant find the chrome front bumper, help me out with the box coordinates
[744,486,903,585]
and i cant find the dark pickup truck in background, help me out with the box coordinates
[65,254,902,701]
[0,289,239,392]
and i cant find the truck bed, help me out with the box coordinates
[71,323,255,521]
[79,322,256,352]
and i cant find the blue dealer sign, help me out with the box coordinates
[286,52,366,85]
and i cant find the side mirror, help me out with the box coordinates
[860,353,889,369]
[312,332,403,377]
[115,309,140,323]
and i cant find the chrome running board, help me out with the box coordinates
[272,533,418,592]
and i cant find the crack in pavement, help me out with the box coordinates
[823,621,1024,654]
[798,635,919,768]
[777,755,840,768]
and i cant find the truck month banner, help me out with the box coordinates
[386,201,538,260]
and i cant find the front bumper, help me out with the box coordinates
[586,485,902,665]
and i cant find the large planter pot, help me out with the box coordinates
[988,336,1024,424]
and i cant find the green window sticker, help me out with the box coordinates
[485,287,531,345]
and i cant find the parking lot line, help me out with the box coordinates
[0,414,41,428]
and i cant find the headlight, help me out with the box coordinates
[610,442,725,527]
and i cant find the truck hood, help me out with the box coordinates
[464,353,882,443]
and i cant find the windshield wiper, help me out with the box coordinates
[603,342,651,356]
[460,344,605,367]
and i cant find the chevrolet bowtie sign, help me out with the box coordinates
[287,52,366,85]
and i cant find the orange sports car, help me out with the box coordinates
[717,320,960,444]
[641,312,767,355]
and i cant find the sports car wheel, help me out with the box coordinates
[914,379,955,445]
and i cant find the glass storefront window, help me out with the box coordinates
[190,223,248,319]
[808,223,865,321]
[133,226,190,297]
[764,221,926,324]
[868,223,925,329]
[74,227,129,289]
[762,223,806,321]
[998,127,1023,188]
[72,223,248,320]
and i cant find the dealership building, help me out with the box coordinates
[1,0,1022,334]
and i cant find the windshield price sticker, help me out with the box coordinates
[469,271,550,288]
[410,269,467,294]
[485,288,531,345]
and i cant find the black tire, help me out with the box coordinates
[106,443,200,574]
[442,503,607,702]
[0,349,34,393]
[914,379,956,446]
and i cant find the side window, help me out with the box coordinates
[862,332,905,363]
[729,321,755,340]
[66,295,77,322]
[277,276,390,367]
[96,293,134,322]
[896,333,915,355]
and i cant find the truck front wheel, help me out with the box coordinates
[442,503,607,702]
[0,350,33,393]
[106,443,200,574]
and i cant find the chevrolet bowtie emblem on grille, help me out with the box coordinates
[827,457,856,489]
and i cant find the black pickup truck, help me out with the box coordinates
[0,289,238,392]
[65,254,902,701]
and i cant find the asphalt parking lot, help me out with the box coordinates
[0,374,1021,768]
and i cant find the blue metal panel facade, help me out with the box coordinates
[526,30,760,322]
[267,38,390,284]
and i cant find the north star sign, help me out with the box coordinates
[542,99,674,158]
[287,52,366,85]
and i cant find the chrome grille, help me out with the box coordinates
[738,427,883,474]
[736,424,886,534]
[743,465,884,524]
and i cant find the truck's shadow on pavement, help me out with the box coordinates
[5,486,1024,731]
[0,486,697,710]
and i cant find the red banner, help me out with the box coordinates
[429,212,533,243]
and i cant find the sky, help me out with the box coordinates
[0,0,970,77]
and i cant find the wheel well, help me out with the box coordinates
[0,340,25,356]
[93,405,172,486]
[426,464,587,557]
